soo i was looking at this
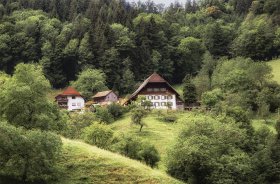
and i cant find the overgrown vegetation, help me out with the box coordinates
[1,0,280,92]
[1,0,280,183]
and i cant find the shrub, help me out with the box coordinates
[166,115,252,183]
[63,112,97,139]
[113,135,160,167]
[95,107,114,124]
[139,143,160,168]
[82,123,114,149]
[0,122,62,183]
[201,88,223,108]
[113,135,142,160]
[107,103,125,120]
[161,114,177,123]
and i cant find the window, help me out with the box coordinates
[72,103,76,106]
[154,88,159,92]
[160,88,166,91]
[168,95,173,100]
[72,96,76,99]
[154,96,160,100]
[162,95,167,100]
[147,88,153,92]
[154,102,160,107]
[167,102,173,106]
[161,102,166,106]
[148,96,153,100]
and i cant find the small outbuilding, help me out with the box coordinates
[92,90,118,106]
[55,87,85,111]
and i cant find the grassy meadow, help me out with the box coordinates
[55,138,182,184]
[110,112,187,171]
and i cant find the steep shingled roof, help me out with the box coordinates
[128,72,181,101]
[92,90,112,98]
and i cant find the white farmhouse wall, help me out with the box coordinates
[67,96,85,111]
[145,94,176,109]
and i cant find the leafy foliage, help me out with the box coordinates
[113,135,160,168]
[182,75,197,105]
[0,0,280,90]
[72,69,108,99]
[63,112,96,139]
[82,123,114,149]
[0,63,65,130]
[131,107,148,132]
[0,122,62,182]
[95,107,114,124]
[167,114,279,183]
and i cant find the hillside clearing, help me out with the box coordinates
[55,138,183,184]
[111,112,186,171]
[268,59,280,84]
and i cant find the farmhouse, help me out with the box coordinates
[55,87,85,111]
[127,72,184,110]
[92,90,118,106]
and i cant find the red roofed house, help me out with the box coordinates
[126,73,184,110]
[92,90,118,106]
[55,87,85,111]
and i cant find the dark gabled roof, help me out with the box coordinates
[128,72,181,101]
[92,90,112,98]
[56,87,82,98]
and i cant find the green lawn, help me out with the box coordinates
[268,59,280,84]
[55,138,183,184]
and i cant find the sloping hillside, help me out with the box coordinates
[55,138,183,184]
[111,113,184,171]
[268,59,280,84]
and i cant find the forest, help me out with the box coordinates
[1,0,280,184]
[0,0,280,91]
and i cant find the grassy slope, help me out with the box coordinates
[268,59,280,84]
[111,112,278,171]
[55,138,182,184]
[111,112,185,171]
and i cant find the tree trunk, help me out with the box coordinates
[139,124,143,132]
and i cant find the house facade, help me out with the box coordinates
[55,87,85,111]
[92,90,118,105]
[126,73,184,110]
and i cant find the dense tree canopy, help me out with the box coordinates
[0,63,65,130]
[0,122,62,182]
[0,0,279,91]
